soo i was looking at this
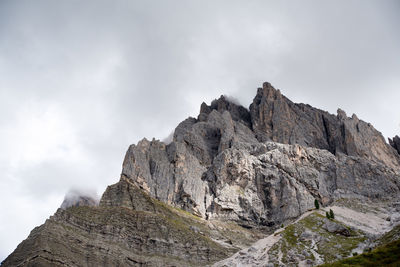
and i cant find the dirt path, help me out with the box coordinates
[213,203,393,267]
[212,210,315,267]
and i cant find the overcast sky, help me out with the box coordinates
[1,0,399,260]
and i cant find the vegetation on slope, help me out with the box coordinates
[319,224,400,267]
[268,212,366,265]
[2,179,264,267]
[318,239,400,267]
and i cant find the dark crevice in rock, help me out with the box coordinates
[322,114,335,154]
[389,135,400,155]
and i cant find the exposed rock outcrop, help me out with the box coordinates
[322,219,351,236]
[199,95,252,127]
[250,82,400,169]
[122,137,400,229]
[389,135,400,155]
[120,83,400,229]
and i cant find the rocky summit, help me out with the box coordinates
[3,82,400,267]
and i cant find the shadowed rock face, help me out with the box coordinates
[249,82,400,169]
[3,82,400,266]
[389,135,400,155]
[199,95,252,127]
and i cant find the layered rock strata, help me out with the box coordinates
[2,178,256,267]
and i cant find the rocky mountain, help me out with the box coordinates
[3,82,400,267]
[120,82,400,228]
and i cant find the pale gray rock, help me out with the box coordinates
[389,213,400,226]
[300,230,314,241]
[122,137,400,229]
[322,219,351,236]
[120,84,400,229]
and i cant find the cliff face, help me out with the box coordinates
[250,83,399,169]
[3,82,400,266]
[121,82,400,228]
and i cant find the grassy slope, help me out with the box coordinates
[268,212,366,265]
[62,182,265,262]
[2,179,264,267]
[319,225,400,267]
[318,239,400,267]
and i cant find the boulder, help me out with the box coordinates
[322,219,351,236]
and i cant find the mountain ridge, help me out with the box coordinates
[3,82,400,267]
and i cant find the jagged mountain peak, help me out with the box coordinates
[117,83,400,226]
[249,82,399,169]
[199,94,251,127]
[254,81,283,102]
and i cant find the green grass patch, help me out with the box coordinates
[268,212,367,265]
[319,239,400,267]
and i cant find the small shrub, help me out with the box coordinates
[353,252,358,256]
[314,199,320,209]
[364,247,372,253]
[330,209,335,219]
[326,211,331,219]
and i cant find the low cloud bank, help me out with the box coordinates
[60,188,99,210]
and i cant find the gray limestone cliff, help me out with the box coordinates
[250,82,399,169]
[120,82,400,229]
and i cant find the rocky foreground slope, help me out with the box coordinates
[3,82,400,266]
